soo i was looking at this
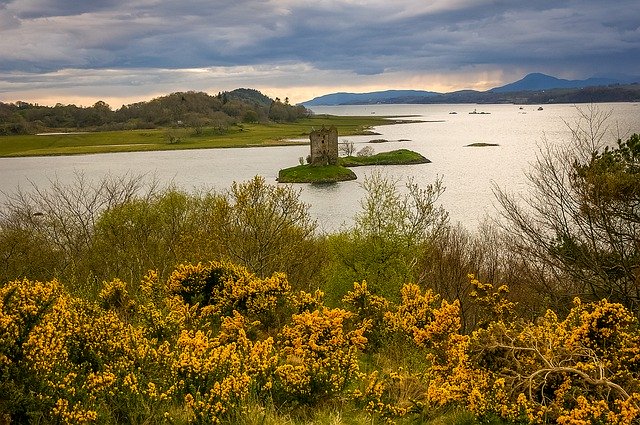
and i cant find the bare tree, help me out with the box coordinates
[0,172,157,284]
[494,105,640,312]
[338,139,356,157]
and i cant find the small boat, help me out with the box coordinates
[537,106,544,111]
[449,111,457,114]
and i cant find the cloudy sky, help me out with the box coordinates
[1,0,639,107]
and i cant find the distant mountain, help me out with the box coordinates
[302,90,439,106]
[302,73,640,106]
[490,73,630,93]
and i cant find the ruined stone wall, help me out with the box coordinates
[309,126,338,165]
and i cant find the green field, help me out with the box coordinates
[0,115,399,157]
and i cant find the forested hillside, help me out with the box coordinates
[0,89,309,135]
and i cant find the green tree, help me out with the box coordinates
[328,172,448,302]
[90,189,194,284]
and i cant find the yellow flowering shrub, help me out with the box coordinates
[291,288,325,313]
[167,261,293,329]
[169,310,279,423]
[173,329,251,423]
[386,284,483,410]
[0,278,67,421]
[0,278,175,424]
[274,307,368,405]
[468,273,516,325]
[470,298,640,423]
[384,283,462,347]
[98,278,137,319]
[4,261,639,425]
[352,369,422,423]
[342,280,390,350]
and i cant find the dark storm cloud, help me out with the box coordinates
[12,0,125,18]
[0,0,639,101]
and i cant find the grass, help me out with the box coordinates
[339,149,430,167]
[0,115,400,157]
[278,164,357,183]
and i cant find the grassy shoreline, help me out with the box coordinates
[0,115,409,158]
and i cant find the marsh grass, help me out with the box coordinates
[0,115,396,157]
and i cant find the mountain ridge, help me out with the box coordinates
[302,73,640,106]
[490,73,629,93]
[302,89,439,106]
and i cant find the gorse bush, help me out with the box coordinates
[2,265,639,424]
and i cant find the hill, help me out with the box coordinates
[0,89,310,135]
[302,73,640,106]
[490,73,624,92]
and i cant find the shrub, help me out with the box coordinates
[273,307,367,405]
[167,261,293,330]
[357,146,375,157]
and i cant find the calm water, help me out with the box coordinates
[1,103,638,232]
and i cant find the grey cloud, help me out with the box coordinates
[9,0,125,18]
[0,0,639,95]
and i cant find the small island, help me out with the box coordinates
[464,142,500,147]
[339,148,430,167]
[278,127,429,183]
[278,164,357,183]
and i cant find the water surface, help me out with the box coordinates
[1,103,638,232]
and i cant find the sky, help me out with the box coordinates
[1,0,639,107]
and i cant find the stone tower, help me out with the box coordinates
[309,125,338,165]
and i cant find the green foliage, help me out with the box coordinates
[0,89,287,133]
[327,172,448,302]
[268,97,309,123]
[206,176,326,290]
[557,132,640,308]
[91,189,194,284]
[497,108,640,312]
[0,175,327,295]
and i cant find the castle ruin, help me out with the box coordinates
[309,126,338,166]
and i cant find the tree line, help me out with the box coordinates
[0,88,310,135]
